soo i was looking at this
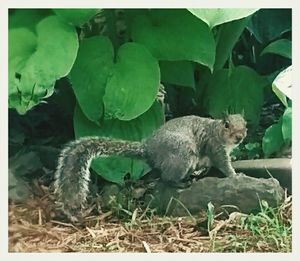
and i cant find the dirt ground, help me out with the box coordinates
[8,183,292,253]
[9,194,212,252]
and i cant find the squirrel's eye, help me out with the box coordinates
[224,121,230,128]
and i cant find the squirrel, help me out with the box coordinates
[54,114,247,222]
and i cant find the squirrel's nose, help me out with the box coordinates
[235,135,244,143]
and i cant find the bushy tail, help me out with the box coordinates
[54,137,144,222]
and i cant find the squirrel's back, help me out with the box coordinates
[144,114,247,183]
[144,116,218,169]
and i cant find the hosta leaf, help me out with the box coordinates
[9,9,52,32]
[282,107,292,141]
[9,15,78,114]
[53,9,99,26]
[262,118,284,157]
[103,42,160,121]
[93,156,151,185]
[247,9,291,43]
[160,61,195,88]
[69,36,114,124]
[204,66,267,125]
[214,17,251,70]
[261,39,291,59]
[272,66,292,107]
[131,9,215,71]
[188,8,258,28]
[69,38,159,122]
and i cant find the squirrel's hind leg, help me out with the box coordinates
[159,154,198,188]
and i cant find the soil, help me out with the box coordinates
[8,183,292,253]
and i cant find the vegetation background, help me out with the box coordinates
[8,8,292,252]
[9,8,292,184]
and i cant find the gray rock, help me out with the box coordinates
[149,174,284,216]
[9,169,32,202]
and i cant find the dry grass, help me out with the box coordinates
[8,185,292,253]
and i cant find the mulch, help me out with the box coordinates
[8,184,292,253]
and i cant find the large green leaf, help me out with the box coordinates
[9,15,78,114]
[262,106,291,157]
[272,66,292,107]
[69,39,159,123]
[204,66,267,125]
[131,9,215,71]
[282,107,292,141]
[262,118,284,157]
[69,36,114,124]
[247,9,291,43]
[9,9,51,111]
[53,9,99,26]
[261,39,291,59]
[73,102,164,185]
[9,9,52,32]
[214,17,251,70]
[160,61,195,88]
[188,8,258,28]
[9,28,37,110]
[103,42,160,121]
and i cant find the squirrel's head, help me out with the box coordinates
[221,114,247,147]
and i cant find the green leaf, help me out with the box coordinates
[103,42,160,121]
[282,107,292,141]
[272,66,292,107]
[92,156,151,185]
[204,65,267,125]
[9,15,78,114]
[9,9,52,31]
[131,9,215,71]
[33,16,78,83]
[214,17,251,70]
[69,36,114,124]
[262,118,284,157]
[53,9,99,26]
[247,9,291,43]
[73,102,164,184]
[188,8,258,28]
[160,61,195,88]
[9,28,37,77]
[70,39,159,122]
[261,39,291,59]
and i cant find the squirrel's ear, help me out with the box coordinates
[221,110,229,120]
[221,111,229,127]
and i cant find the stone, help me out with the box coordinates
[9,169,32,203]
[149,174,284,216]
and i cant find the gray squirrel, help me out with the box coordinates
[54,114,247,222]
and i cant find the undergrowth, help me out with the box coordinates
[107,191,292,252]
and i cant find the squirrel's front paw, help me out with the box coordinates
[227,172,246,178]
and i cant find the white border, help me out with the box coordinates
[1,1,299,261]
[1,0,296,8]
